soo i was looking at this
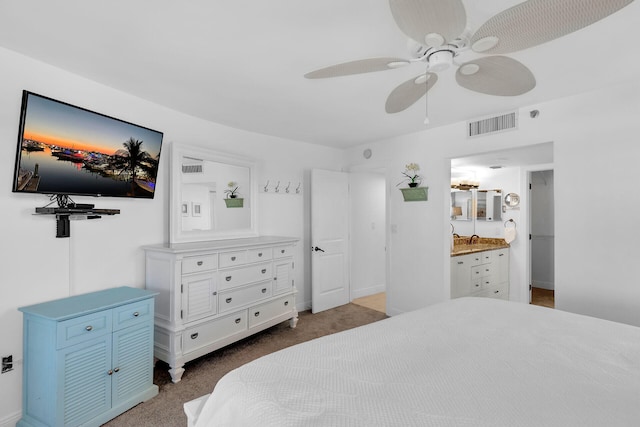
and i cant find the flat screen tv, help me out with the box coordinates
[12,91,163,201]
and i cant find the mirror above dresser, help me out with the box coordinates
[169,143,258,244]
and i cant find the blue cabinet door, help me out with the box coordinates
[58,335,112,426]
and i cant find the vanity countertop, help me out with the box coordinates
[451,237,509,257]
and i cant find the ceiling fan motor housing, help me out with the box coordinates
[427,49,454,72]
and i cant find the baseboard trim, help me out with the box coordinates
[351,284,385,300]
[0,410,21,427]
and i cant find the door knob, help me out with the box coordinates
[313,246,325,252]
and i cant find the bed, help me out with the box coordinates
[186,297,640,426]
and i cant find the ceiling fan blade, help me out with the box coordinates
[304,58,410,79]
[470,0,634,54]
[389,0,466,46]
[455,56,535,96]
[385,73,438,113]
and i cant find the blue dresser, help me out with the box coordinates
[18,287,158,427]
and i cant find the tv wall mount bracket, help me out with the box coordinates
[34,195,120,238]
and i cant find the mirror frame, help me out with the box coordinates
[169,142,258,245]
[504,192,520,207]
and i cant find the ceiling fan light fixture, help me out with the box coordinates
[459,63,480,76]
[425,32,445,47]
[387,61,410,69]
[472,36,499,52]
[427,50,453,72]
[414,74,430,84]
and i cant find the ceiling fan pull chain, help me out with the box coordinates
[424,72,430,125]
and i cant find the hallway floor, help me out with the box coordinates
[352,292,386,314]
[531,287,555,309]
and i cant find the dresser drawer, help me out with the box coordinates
[57,311,112,349]
[113,298,154,331]
[220,282,272,313]
[219,250,247,268]
[183,254,218,274]
[248,294,295,328]
[183,312,248,355]
[247,247,272,263]
[219,263,272,290]
[273,244,294,259]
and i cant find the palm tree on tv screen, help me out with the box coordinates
[123,137,144,183]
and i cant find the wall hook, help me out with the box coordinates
[263,180,270,192]
[274,181,280,193]
[285,182,291,193]
[295,182,301,194]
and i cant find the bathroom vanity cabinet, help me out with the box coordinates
[451,248,509,300]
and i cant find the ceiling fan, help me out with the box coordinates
[304,0,634,115]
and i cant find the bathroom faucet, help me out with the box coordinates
[468,234,479,244]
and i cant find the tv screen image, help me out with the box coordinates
[12,91,163,199]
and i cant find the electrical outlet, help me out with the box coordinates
[2,355,13,373]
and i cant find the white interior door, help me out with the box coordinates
[311,169,349,313]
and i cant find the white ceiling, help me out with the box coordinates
[1,0,638,149]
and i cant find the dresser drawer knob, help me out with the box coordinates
[258,253,263,257]
[85,325,93,331]
[261,269,267,274]
[235,318,241,324]
[254,311,260,317]
[284,301,289,306]
[113,367,120,373]
[191,333,199,339]
[197,261,203,266]
[280,249,285,254]
[226,298,232,303]
[226,276,232,281]
[213,291,217,296]
[231,256,237,261]
[261,288,267,293]
[133,312,140,317]
[494,290,500,294]
[108,369,113,375]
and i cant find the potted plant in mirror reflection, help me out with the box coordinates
[224,181,244,208]
[225,181,239,198]
[398,163,422,188]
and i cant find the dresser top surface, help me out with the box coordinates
[143,235,299,254]
[18,286,157,320]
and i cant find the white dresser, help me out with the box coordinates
[144,236,298,382]
[451,248,509,300]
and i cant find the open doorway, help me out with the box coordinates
[529,169,555,308]
[349,170,387,314]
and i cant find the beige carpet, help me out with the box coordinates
[104,303,388,426]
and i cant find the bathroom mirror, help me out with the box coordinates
[504,192,520,207]
[169,143,258,244]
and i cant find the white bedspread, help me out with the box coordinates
[194,297,640,426]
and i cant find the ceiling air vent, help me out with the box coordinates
[182,156,204,174]
[182,164,203,174]
[467,111,518,138]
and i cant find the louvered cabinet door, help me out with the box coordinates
[111,323,154,407]
[58,336,112,426]
[182,273,218,322]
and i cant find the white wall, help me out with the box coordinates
[0,47,344,425]
[346,78,640,325]
[349,172,386,299]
